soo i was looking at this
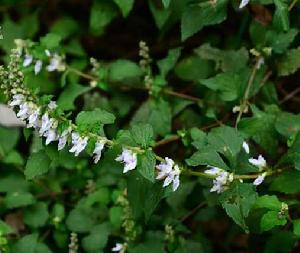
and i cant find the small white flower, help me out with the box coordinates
[156,157,181,192]
[48,101,57,110]
[23,54,33,67]
[205,166,233,194]
[46,53,66,72]
[27,108,40,128]
[112,243,123,252]
[34,60,43,75]
[249,155,266,169]
[58,129,70,151]
[45,129,57,145]
[69,133,88,156]
[239,0,250,8]
[115,148,137,173]
[242,141,250,154]
[16,103,30,120]
[9,94,24,107]
[93,140,106,164]
[253,172,267,186]
[39,113,54,136]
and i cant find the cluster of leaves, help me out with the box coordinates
[1,0,300,252]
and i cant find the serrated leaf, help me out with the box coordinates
[273,0,289,31]
[261,210,287,231]
[4,192,35,209]
[24,202,49,228]
[108,59,142,82]
[40,33,62,49]
[181,0,228,41]
[113,0,134,17]
[157,47,181,77]
[277,48,300,76]
[130,123,153,148]
[57,83,91,111]
[255,195,282,210]
[275,112,300,138]
[0,127,20,155]
[220,183,257,232]
[11,234,38,253]
[137,150,156,182]
[25,151,51,180]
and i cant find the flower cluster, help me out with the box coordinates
[156,157,181,192]
[22,48,65,75]
[204,167,234,193]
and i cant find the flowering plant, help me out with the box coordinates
[0,0,300,252]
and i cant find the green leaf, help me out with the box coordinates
[109,206,123,228]
[0,220,13,234]
[108,59,142,82]
[12,234,38,253]
[255,195,282,210]
[261,211,287,231]
[25,151,51,180]
[275,112,300,138]
[277,48,300,76]
[130,123,153,148]
[200,72,241,101]
[0,174,28,193]
[264,231,296,253]
[157,47,181,77]
[273,0,289,31]
[50,16,78,40]
[76,108,115,132]
[149,0,171,29]
[270,171,300,194]
[181,0,228,40]
[40,33,62,49]
[66,208,94,233]
[82,223,110,253]
[162,0,171,8]
[220,183,257,232]
[0,127,20,155]
[137,150,156,182]
[113,0,134,17]
[90,0,118,35]
[4,192,35,209]
[57,83,91,111]
[24,202,49,228]
[293,219,300,237]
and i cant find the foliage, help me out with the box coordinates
[0,0,300,252]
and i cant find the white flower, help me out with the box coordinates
[16,103,30,120]
[46,53,66,72]
[34,60,43,75]
[205,166,234,194]
[253,172,267,186]
[23,54,33,67]
[242,141,250,154]
[257,57,265,69]
[112,243,123,252]
[69,133,88,156]
[45,129,57,145]
[9,94,24,107]
[48,101,57,110]
[156,157,181,192]
[93,140,105,163]
[239,0,250,8]
[57,129,70,151]
[115,148,137,173]
[249,155,266,169]
[27,108,40,128]
[39,113,54,136]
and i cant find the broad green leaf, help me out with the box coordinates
[57,83,91,111]
[293,219,300,237]
[0,127,20,155]
[275,112,300,138]
[4,192,35,209]
[270,171,300,193]
[0,220,13,234]
[130,123,154,148]
[12,234,38,253]
[25,150,51,180]
[149,0,171,29]
[90,0,118,35]
[273,0,289,31]
[181,0,228,40]
[220,183,257,232]
[66,208,94,233]
[137,150,156,182]
[255,195,282,210]
[157,47,181,77]
[277,48,300,76]
[113,0,134,17]
[109,206,123,228]
[40,33,62,49]
[108,59,142,82]
[261,210,287,231]
[24,202,49,228]
[130,231,164,253]
[50,17,78,39]
[82,223,110,253]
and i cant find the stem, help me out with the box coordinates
[288,0,298,11]
[67,66,97,81]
